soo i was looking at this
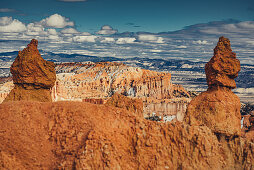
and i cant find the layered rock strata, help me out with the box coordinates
[3,39,56,102]
[53,62,176,100]
[0,61,190,118]
[185,36,241,137]
[52,62,190,117]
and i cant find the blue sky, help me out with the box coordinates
[0,0,254,64]
[1,0,254,33]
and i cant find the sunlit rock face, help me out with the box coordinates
[3,39,56,102]
[185,36,241,137]
[52,62,190,118]
[52,62,174,101]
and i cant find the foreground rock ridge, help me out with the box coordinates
[0,37,253,169]
[3,39,56,102]
[185,36,241,137]
[0,101,253,169]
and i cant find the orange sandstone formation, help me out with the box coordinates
[53,62,176,100]
[106,93,143,116]
[3,39,56,102]
[185,36,241,137]
[0,101,253,169]
[0,37,254,169]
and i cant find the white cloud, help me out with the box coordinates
[72,35,97,42]
[116,37,136,44]
[41,14,74,28]
[237,21,254,29]
[48,35,61,41]
[0,17,26,32]
[0,17,12,26]
[192,40,211,45]
[47,29,58,35]
[26,23,46,36]
[138,34,164,43]
[81,32,91,36]
[61,28,79,34]
[176,45,187,48]
[150,49,162,52]
[155,37,164,43]
[101,37,115,43]
[96,25,117,35]
[234,88,254,94]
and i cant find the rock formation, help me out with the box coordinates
[0,101,253,169]
[3,39,56,102]
[106,93,143,116]
[0,37,253,169]
[53,62,176,100]
[52,62,190,117]
[185,36,241,137]
[0,61,190,118]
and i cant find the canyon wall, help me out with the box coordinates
[52,62,190,118]
[0,62,190,118]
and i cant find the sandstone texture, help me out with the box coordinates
[0,61,190,118]
[3,39,56,102]
[53,62,176,100]
[185,37,241,137]
[52,62,190,117]
[0,101,253,169]
[106,93,143,117]
[205,36,240,89]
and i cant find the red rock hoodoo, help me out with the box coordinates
[185,36,241,137]
[0,37,254,169]
[3,39,56,102]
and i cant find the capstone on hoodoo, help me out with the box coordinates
[184,36,241,137]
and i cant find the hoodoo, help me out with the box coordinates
[4,39,56,102]
[184,36,241,137]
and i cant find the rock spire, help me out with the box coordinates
[184,36,241,137]
[4,39,56,102]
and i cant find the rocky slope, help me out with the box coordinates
[3,39,56,102]
[0,101,253,169]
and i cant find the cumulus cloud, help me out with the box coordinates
[101,37,115,43]
[61,28,79,34]
[138,34,164,43]
[116,37,136,44]
[47,29,58,35]
[41,14,74,28]
[237,21,254,29]
[96,25,118,35]
[0,17,26,32]
[72,35,97,43]
[192,40,211,45]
